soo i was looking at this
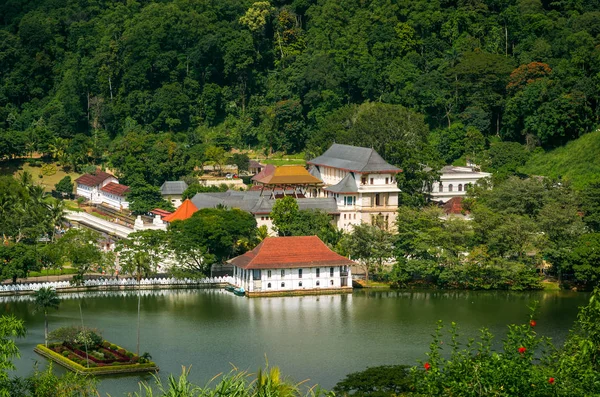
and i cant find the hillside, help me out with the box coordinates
[520,130,600,190]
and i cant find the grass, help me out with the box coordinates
[262,159,307,166]
[0,157,81,192]
[519,129,600,190]
[542,280,561,291]
[28,268,78,277]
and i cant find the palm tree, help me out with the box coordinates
[45,199,66,241]
[33,287,60,347]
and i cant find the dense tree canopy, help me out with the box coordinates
[0,0,598,186]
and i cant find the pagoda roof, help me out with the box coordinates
[163,199,198,222]
[228,236,354,269]
[254,165,322,185]
[308,143,401,174]
[324,173,359,194]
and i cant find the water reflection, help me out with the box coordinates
[2,288,589,396]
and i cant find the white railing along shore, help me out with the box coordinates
[0,276,234,294]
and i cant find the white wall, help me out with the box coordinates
[232,265,351,292]
[100,192,129,210]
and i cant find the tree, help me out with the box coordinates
[54,176,73,196]
[58,229,102,285]
[167,208,257,275]
[581,181,600,233]
[127,180,174,215]
[0,315,25,395]
[0,243,37,284]
[271,196,299,236]
[339,222,394,283]
[116,230,168,278]
[568,234,600,289]
[32,287,60,347]
[229,153,250,173]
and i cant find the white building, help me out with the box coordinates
[75,170,130,210]
[229,236,353,296]
[307,144,401,231]
[429,166,491,203]
[99,182,130,210]
[75,170,118,202]
[160,181,188,208]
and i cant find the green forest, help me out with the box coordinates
[0,0,599,188]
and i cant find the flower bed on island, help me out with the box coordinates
[34,327,158,375]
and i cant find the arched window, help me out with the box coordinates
[267,283,271,288]
[281,282,285,287]
[449,184,453,192]
[438,182,443,192]
[316,281,320,286]
[458,184,463,192]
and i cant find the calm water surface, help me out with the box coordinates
[0,288,590,396]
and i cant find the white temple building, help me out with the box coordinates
[429,166,491,203]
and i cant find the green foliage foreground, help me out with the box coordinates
[3,290,600,396]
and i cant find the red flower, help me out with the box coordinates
[424,362,431,371]
[518,346,526,354]
[530,320,536,327]
[549,377,555,384]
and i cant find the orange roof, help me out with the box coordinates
[229,236,355,269]
[254,166,322,185]
[163,199,198,222]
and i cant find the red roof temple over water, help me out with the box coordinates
[228,236,354,296]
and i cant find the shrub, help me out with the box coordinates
[118,348,127,355]
[62,351,69,357]
[110,344,118,350]
[102,341,110,349]
[126,352,134,358]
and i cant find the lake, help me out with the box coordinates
[1,288,590,396]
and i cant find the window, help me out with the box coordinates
[267,283,271,288]
[344,214,347,220]
[330,267,334,277]
[449,184,453,192]
[354,214,356,219]
[375,194,381,206]
[299,282,303,287]
[385,177,389,184]
[316,268,320,277]
[298,269,303,278]
[361,177,367,185]
[316,281,320,286]
[267,270,272,278]
[458,184,463,192]
[281,282,285,287]
[281,269,285,277]
[370,178,374,184]
[252,270,261,280]
[330,280,334,286]
[353,196,356,205]
[439,182,443,192]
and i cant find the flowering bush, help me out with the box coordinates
[413,291,600,396]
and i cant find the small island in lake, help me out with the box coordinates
[34,326,158,375]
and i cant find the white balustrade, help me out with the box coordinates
[0,276,233,294]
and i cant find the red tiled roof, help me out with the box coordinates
[251,164,276,182]
[151,208,173,218]
[75,170,114,187]
[100,182,130,196]
[229,236,355,270]
[163,199,198,222]
[443,196,466,215]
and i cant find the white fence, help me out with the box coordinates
[0,276,233,294]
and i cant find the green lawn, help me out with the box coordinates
[28,268,78,277]
[262,158,307,166]
[0,158,81,192]
[520,129,600,190]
